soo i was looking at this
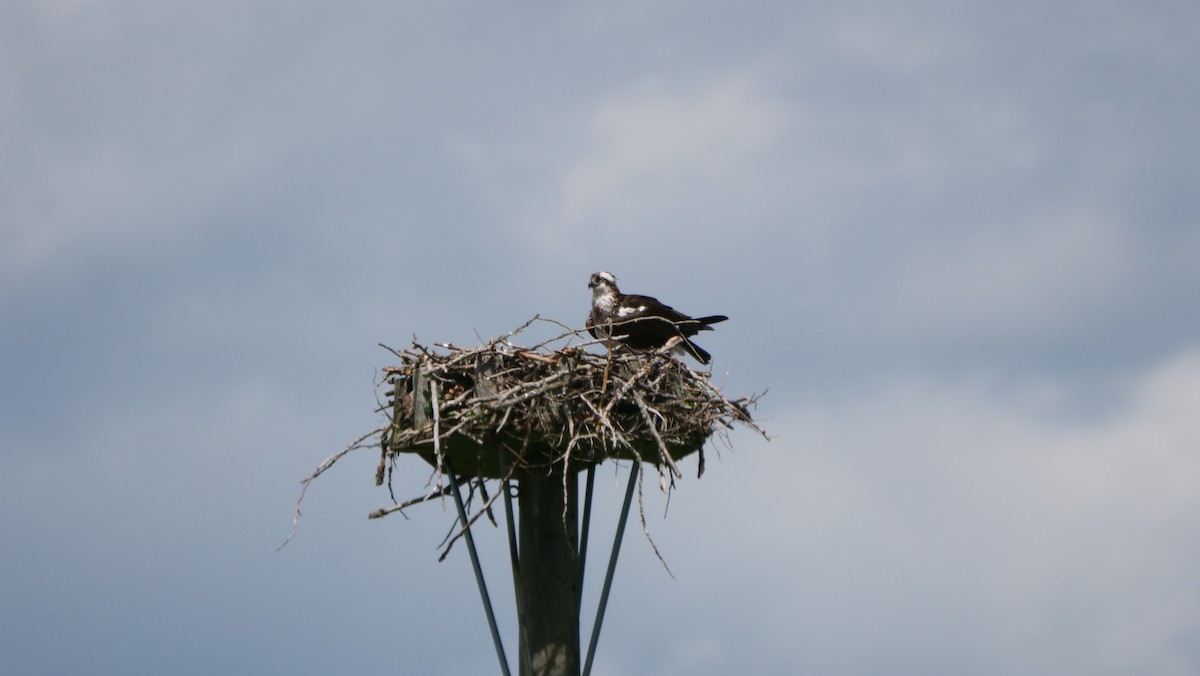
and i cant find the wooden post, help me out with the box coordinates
[518,462,580,676]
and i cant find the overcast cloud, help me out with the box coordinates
[3,2,1199,674]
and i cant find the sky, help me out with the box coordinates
[3,1,1199,674]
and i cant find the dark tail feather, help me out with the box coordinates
[693,314,728,332]
[679,338,712,365]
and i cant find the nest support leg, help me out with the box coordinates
[581,460,640,676]
[577,463,597,607]
[501,448,534,676]
[446,459,512,676]
[440,457,635,676]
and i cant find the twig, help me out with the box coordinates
[437,445,527,561]
[636,465,675,578]
[367,484,453,519]
[278,427,384,550]
[632,390,683,480]
[432,380,444,506]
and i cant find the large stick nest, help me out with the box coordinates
[378,316,766,483]
[280,317,766,550]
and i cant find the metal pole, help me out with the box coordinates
[446,460,512,676]
[581,461,640,676]
[577,464,597,607]
[501,446,534,676]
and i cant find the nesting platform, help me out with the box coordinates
[283,318,767,676]
[379,323,762,481]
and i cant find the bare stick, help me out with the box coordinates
[430,379,449,510]
[278,427,384,550]
[437,444,527,560]
[632,391,683,480]
[367,484,453,519]
[636,466,675,578]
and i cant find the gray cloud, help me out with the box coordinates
[2,1,1199,674]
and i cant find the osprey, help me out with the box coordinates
[586,271,728,365]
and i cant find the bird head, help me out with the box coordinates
[588,271,618,292]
